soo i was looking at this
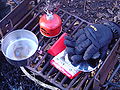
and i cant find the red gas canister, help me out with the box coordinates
[39,13,62,37]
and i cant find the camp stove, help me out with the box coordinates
[0,0,119,90]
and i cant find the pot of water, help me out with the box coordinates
[1,29,38,66]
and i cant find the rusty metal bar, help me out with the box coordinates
[76,75,88,90]
[67,75,80,89]
[93,38,120,90]
[0,0,36,34]
[60,76,68,85]
[53,72,61,81]
[41,60,50,73]
[12,2,42,30]
[38,36,44,44]
[46,67,55,77]
[102,64,120,88]
[62,16,71,26]
[31,23,39,32]
[23,13,40,29]
[34,53,48,69]
[108,64,120,82]
[71,22,83,35]
[36,31,40,36]
[60,13,66,18]
[84,78,94,90]
[41,38,52,50]
[67,18,77,29]
[63,18,77,33]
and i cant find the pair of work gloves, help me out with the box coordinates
[64,21,120,66]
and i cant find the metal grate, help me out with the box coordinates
[104,64,120,89]
[92,38,120,90]
[0,1,91,89]
[24,6,91,90]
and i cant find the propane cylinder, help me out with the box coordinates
[39,13,62,37]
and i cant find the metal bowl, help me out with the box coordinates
[1,29,38,66]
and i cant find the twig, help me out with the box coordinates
[84,0,87,13]
[112,0,119,11]
[0,28,3,38]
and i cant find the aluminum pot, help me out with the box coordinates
[1,29,38,66]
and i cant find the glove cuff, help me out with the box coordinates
[103,22,120,39]
[85,24,113,48]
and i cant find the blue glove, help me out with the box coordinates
[64,22,120,66]
[64,36,83,66]
[103,21,120,39]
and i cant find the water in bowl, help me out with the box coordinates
[6,38,38,60]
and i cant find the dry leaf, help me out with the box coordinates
[107,9,114,14]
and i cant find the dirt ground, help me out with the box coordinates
[0,0,120,89]
[61,0,120,23]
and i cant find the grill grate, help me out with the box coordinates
[92,38,120,90]
[0,1,91,89]
[24,6,91,89]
